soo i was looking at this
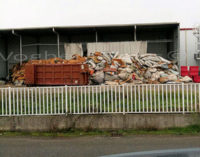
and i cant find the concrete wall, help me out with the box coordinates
[0,114,199,132]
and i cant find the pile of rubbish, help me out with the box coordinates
[86,52,192,85]
[11,63,26,86]
[27,56,86,64]
[10,52,192,86]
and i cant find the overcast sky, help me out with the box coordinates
[0,0,200,29]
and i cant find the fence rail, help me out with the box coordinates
[0,84,200,116]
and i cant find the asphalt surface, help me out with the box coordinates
[0,135,200,157]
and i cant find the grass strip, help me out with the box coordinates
[1,125,200,137]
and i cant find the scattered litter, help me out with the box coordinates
[179,76,193,83]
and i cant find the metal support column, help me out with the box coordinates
[36,35,40,59]
[95,31,98,42]
[12,30,22,65]
[4,36,8,76]
[185,31,188,66]
[176,25,180,67]
[19,35,22,65]
[52,28,60,57]
[134,25,137,41]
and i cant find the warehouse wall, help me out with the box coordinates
[60,35,70,58]
[6,35,20,73]
[180,29,199,66]
[98,31,134,42]
[137,27,177,61]
[68,33,95,43]
[148,43,168,59]
[7,35,64,62]
[39,35,58,59]
[0,24,179,79]
[60,27,177,61]
[0,35,7,79]
[22,36,37,61]
[5,34,65,78]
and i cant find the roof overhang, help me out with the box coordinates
[0,22,179,30]
[0,22,179,35]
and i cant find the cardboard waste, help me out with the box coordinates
[10,52,192,86]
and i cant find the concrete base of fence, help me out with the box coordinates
[0,114,200,132]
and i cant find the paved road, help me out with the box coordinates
[0,135,200,157]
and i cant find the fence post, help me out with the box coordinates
[8,87,11,116]
[123,85,125,115]
[65,85,68,115]
[182,83,185,114]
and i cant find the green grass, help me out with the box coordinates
[1,125,200,137]
[120,125,200,135]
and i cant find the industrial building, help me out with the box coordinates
[0,22,179,79]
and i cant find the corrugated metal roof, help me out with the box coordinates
[0,22,179,31]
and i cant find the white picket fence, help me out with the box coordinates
[0,84,200,116]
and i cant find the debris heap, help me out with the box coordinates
[11,52,192,86]
[86,52,192,85]
[11,63,26,86]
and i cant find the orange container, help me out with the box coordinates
[25,64,89,86]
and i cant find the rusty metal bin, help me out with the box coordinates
[25,64,89,86]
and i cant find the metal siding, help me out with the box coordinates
[147,43,167,58]
[87,41,147,56]
[7,36,20,67]
[6,35,65,75]
[22,36,37,61]
[180,31,186,66]
[7,35,58,62]
[39,35,57,59]
[180,30,198,66]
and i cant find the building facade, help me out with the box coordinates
[0,23,179,79]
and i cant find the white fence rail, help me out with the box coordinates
[0,84,200,116]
